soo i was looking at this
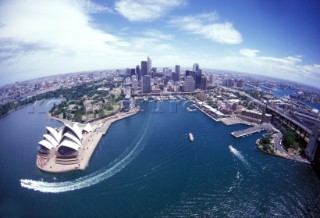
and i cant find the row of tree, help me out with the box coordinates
[0,79,113,118]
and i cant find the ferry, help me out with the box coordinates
[228,145,236,152]
[188,133,194,142]
[21,180,32,186]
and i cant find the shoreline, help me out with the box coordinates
[37,107,140,173]
[188,97,311,165]
[256,139,310,165]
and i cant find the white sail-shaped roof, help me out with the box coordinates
[59,139,81,151]
[62,132,82,147]
[39,140,55,150]
[46,127,62,143]
[83,123,93,133]
[64,123,82,141]
[43,134,59,147]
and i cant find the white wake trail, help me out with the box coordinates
[228,145,250,168]
[20,115,151,193]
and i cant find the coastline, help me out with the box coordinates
[37,107,140,173]
[256,139,310,165]
[188,97,311,165]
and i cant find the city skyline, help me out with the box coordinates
[0,0,320,87]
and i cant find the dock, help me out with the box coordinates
[231,123,277,138]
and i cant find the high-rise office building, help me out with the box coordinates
[175,65,180,79]
[171,72,179,82]
[130,69,135,76]
[224,79,235,87]
[132,75,138,94]
[142,75,151,93]
[193,63,199,72]
[147,56,152,74]
[201,76,207,90]
[195,69,202,89]
[209,74,214,85]
[136,65,141,81]
[126,68,131,76]
[141,61,148,77]
[186,70,195,79]
[184,76,195,92]
[164,75,171,85]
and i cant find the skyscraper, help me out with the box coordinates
[147,56,152,74]
[141,61,148,77]
[209,74,214,85]
[184,76,195,92]
[130,69,135,76]
[201,76,207,90]
[136,65,141,81]
[171,72,179,82]
[142,75,151,93]
[195,69,202,89]
[132,75,138,94]
[186,70,195,80]
[126,68,131,76]
[175,65,180,79]
[193,63,199,72]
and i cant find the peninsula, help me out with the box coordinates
[37,107,139,173]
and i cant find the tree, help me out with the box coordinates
[106,102,113,111]
[98,109,105,118]
[261,137,271,145]
[284,129,296,146]
[74,111,82,122]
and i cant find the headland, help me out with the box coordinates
[37,107,139,173]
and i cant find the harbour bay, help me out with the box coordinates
[0,99,320,217]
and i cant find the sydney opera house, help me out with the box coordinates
[38,123,93,164]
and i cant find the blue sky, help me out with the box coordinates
[0,0,320,87]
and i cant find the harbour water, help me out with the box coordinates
[244,85,320,110]
[0,99,320,217]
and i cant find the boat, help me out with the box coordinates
[188,133,194,141]
[228,145,236,152]
[21,180,32,186]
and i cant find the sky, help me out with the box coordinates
[0,0,320,87]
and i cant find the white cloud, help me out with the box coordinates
[0,0,143,85]
[115,0,185,22]
[239,48,260,57]
[169,13,242,44]
[143,29,174,40]
[204,53,320,87]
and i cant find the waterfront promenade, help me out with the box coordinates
[37,107,140,173]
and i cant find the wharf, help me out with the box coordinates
[37,107,140,173]
[193,104,221,122]
[220,117,253,126]
[231,123,277,138]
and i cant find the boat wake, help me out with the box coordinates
[228,145,250,168]
[20,115,151,193]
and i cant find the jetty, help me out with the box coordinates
[231,123,277,138]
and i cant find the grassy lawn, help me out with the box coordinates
[104,104,120,116]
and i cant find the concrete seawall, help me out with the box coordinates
[37,108,140,173]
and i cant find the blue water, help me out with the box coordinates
[0,100,320,217]
[244,85,320,110]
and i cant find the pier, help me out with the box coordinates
[231,123,277,138]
